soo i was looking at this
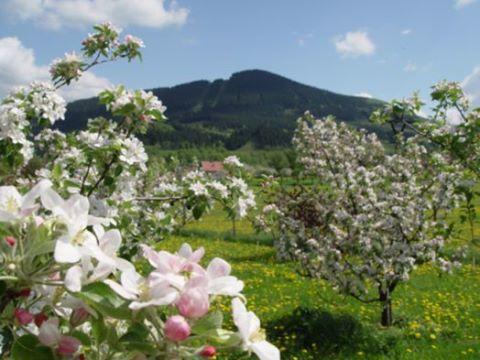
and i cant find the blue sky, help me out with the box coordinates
[0,0,479,107]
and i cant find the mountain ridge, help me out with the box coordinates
[63,69,390,149]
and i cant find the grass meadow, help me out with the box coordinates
[156,206,480,359]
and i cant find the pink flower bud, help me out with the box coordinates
[14,308,33,325]
[176,288,210,319]
[57,336,81,356]
[199,345,216,357]
[14,288,31,298]
[34,313,48,327]
[5,236,16,247]
[164,315,191,342]
[70,308,89,327]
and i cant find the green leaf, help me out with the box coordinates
[11,335,54,360]
[192,311,223,334]
[192,201,207,220]
[71,330,91,346]
[114,165,124,176]
[91,316,108,344]
[197,329,241,347]
[76,282,132,320]
[119,323,155,352]
[52,163,63,179]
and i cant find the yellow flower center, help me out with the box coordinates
[72,231,87,245]
[250,328,266,342]
[138,282,150,301]
[5,197,19,213]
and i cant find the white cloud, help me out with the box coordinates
[401,29,412,35]
[455,0,477,8]
[355,92,373,99]
[333,30,375,58]
[403,62,417,72]
[0,37,47,96]
[3,0,189,30]
[462,66,480,107]
[0,36,111,101]
[60,72,112,101]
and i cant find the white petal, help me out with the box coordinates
[115,258,135,272]
[54,237,81,263]
[209,276,244,296]
[89,263,115,282]
[207,258,231,278]
[150,271,186,290]
[84,241,115,267]
[141,245,164,269]
[129,291,177,310]
[65,265,83,292]
[232,297,247,325]
[38,319,61,347]
[104,279,137,300]
[251,340,280,360]
[100,229,122,255]
[178,243,192,258]
[40,187,64,211]
[0,210,17,222]
[23,179,51,208]
[189,247,205,263]
[121,269,142,294]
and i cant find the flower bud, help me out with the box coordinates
[14,308,33,325]
[199,345,216,357]
[34,313,48,327]
[57,336,81,356]
[70,308,90,327]
[176,288,209,319]
[164,315,191,342]
[15,288,31,298]
[4,236,16,247]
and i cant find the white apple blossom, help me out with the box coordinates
[224,155,244,168]
[232,298,280,360]
[40,188,109,264]
[119,136,148,171]
[124,35,145,48]
[189,181,208,196]
[105,269,177,310]
[0,179,51,222]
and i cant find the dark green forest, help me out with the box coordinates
[63,69,393,149]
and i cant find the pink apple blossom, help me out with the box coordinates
[164,315,190,342]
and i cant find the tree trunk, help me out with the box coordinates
[379,288,393,327]
[232,218,237,237]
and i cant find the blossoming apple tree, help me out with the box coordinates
[139,155,256,238]
[0,23,278,359]
[260,113,461,327]
[371,81,480,245]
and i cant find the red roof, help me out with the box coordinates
[201,161,224,172]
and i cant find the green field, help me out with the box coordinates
[157,207,480,360]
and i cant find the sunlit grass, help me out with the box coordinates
[158,206,480,359]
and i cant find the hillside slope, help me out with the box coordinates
[63,69,388,149]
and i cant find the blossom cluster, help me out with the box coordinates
[0,22,278,358]
[100,85,167,127]
[0,82,66,166]
[371,80,480,244]
[0,181,278,359]
[49,22,145,87]
[150,156,256,232]
[260,113,461,325]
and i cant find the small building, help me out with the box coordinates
[201,161,226,178]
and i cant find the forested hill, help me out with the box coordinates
[63,69,389,149]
